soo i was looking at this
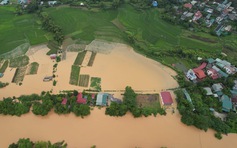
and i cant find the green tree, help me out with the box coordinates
[26,0,39,13]
[17,138,33,148]
[123,86,137,111]
[15,4,23,15]
[105,102,128,116]
[72,104,90,117]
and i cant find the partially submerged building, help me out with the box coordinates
[160,91,173,106]
[96,93,108,106]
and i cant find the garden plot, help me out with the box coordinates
[69,65,80,85]
[81,51,92,67]
[87,52,97,66]
[136,94,160,108]
[90,77,101,91]
[12,66,27,84]
[9,55,29,68]
[26,62,39,75]
[78,74,90,87]
[74,51,86,66]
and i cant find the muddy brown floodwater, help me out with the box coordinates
[1,108,237,148]
[0,43,237,147]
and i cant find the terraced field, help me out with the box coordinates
[0,6,50,55]
[1,4,237,66]
[45,5,223,53]
[45,7,124,43]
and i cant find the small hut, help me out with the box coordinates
[160,91,173,106]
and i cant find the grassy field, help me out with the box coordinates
[69,65,80,85]
[26,62,39,75]
[9,55,29,68]
[0,6,50,55]
[78,74,90,87]
[74,51,87,66]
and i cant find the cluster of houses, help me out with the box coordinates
[180,0,236,36]
[204,83,237,112]
[61,92,122,107]
[182,83,237,113]
[0,0,9,5]
[184,57,237,113]
[186,58,236,82]
[0,0,58,5]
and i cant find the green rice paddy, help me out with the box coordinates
[1,4,236,65]
[0,6,50,55]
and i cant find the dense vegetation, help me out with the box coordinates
[175,74,237,137]
[0,91,91,118]
[106,86,166,117]
[9,138,67,148]
[0,81,9,88]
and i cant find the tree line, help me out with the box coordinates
[9,138,67,148]
[38,12,64,44]
[0,91,91,118]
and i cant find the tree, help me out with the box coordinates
[72,104,90,117]
[123,86,137,111]
[105,102,128,116]
[15,5,23,15]
[112,0,120,9]
[54,103,70,114]
[131,107,142,118]
[26,0,39,13]
[17,138,33,148]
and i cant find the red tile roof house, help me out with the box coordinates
[77,93,87,104]
[184,3,192,9]
[91,94,95,99]
[160,91,173,106]
[194,69,206,79]
[61,98,67,105]
[193,62,207,79]
[193,11,202,21]
[207,68,219,79]
[232,97,237,106]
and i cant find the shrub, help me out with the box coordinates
[215,132,222,140]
